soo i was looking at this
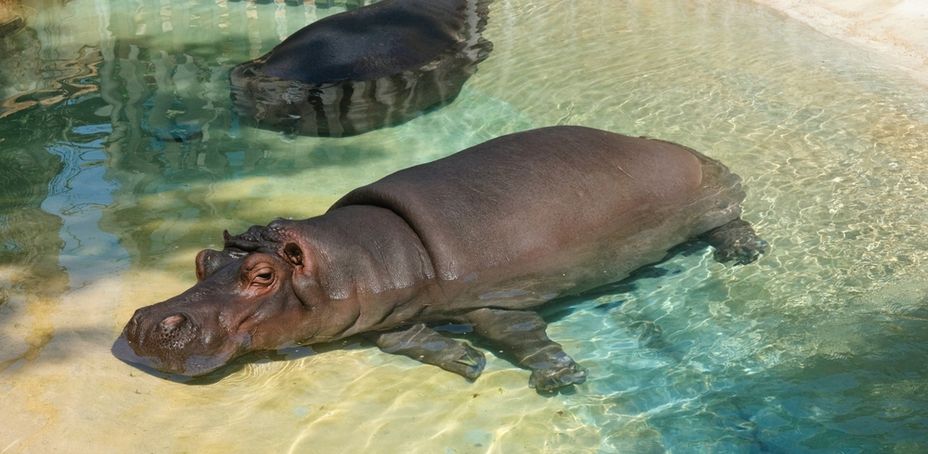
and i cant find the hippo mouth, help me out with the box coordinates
[111,332,250,378]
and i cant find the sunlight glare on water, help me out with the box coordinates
[0,0,926,452]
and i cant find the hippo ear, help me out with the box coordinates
[196,249,234,281]
[282,242,305,267]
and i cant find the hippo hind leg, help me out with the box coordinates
[703,218,768,264]
[464,308,586,393]
[369,323,486,380]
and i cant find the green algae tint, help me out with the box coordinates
[1,0,927,452]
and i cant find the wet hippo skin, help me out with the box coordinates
[229,0,493,137]
[113,126,767,392]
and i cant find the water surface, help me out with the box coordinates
[1,0,927,452]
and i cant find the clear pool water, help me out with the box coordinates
[1,0,926,452]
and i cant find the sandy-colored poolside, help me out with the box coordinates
[751,0,928,85]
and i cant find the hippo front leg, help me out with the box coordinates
[464,308,586,392]
[368,323,486,380]
[703,218,768,264]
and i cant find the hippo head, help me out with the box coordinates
[113,224,320,377]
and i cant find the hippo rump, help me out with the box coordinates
[113,126,767,391]
[229,0,493,137]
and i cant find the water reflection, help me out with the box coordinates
[0,1,101,119]
[0,111,68,375]
[43,124,130,288]
[0,120,129,370]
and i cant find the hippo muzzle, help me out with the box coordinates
[112,301,252,377]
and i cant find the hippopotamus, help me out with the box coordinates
[229,0,493,137]
[112,126,767,391]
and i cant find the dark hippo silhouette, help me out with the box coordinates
[229,0,493,137]
[113,126,767,391]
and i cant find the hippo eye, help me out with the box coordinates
[251,267,275,286]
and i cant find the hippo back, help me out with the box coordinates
[331,126,745,302]
[261,0,489,83]
[229,0,493,137]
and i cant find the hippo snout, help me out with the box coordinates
[126,308,197,348]
[113,306,203,374]
[114,300,253,377]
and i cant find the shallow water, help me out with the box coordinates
[1,0,927,452]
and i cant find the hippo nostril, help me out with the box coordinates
[159,314,187,334]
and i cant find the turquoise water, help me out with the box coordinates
[1,0,927,452]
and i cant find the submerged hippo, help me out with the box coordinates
[229,0,493,137]
[113,126,766,391]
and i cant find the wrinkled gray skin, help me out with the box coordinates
[113,126,767,391]
[229,0,493,137]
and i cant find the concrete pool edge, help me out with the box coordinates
[749,0,928,86]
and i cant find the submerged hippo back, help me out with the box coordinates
[261,0,481,83]
[229,0,493,137]
[331,126,744,291]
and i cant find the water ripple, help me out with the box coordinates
[0,42,101,119]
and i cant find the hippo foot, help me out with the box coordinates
[704,219,768,265]
[444,344,486,381]
[527,352,587,392]
[714,238,768,264]
[371,323,486,380]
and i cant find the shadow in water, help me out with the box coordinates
[717,302,928,451]
[0,326,114,374]
[111,335,368,385]
[539,239,709,323]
